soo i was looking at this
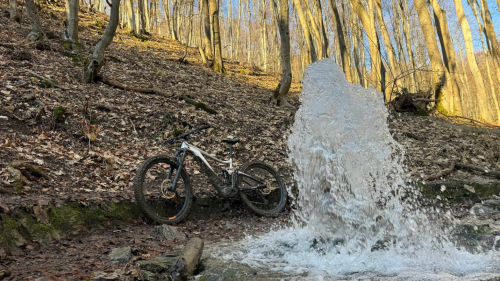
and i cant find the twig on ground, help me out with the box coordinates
[22,69,70,90]
[433,161,500,179]
[129,118,137,135]
[96,75,173,98]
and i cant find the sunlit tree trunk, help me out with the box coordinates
[83,0,121,82]
[454,0,498,122]
[202,0,212,58]
[304,0,323,59]
[246,0,251,62]
[401,0,418,92]
[236,0,241,60]
[127,0,138,35]
[312,0,328,59]
[414,0,454,114]
[292,0,316,66]
[350,0,383,93]
[63,0,79,44]
[259,0,268,70]
[329,0,351,82]
[430,0,462,115]
[162,0,171,37]
[374,0,399,91]
[209,0,226,73]
[271,0,293,107]
[144,0,151,33]
[9,0,20,22]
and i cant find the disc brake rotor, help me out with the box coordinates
[160,179,176,199]
[261,180,279,195]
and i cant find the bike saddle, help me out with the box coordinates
[222,139,240,144]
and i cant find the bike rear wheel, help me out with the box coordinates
[133,156,192,224]
[238,161,287,215]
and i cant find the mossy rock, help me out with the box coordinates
[0,201,142,249]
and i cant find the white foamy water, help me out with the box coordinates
[214,59,500,279]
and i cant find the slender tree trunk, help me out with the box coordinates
[138,0,147,34]
[162,0,171,37]
[292,0,316,66]
[83,0,121,82]
[26,0,45,41]
[9,0,20,22]
[63,0,79,44]
[203,0,212,58]
[313,0,328,58]
[247,0,251,62]
[304,0,323,59]
[454,0,498,122]
[259,0,267,70]
[209,0,226,73]
[430,0,462,115]
[329,0,351,82]
[236,0,241,60]
[144,0,151,33]
[271,0,293,107]
[127,0,138,35]
[374,0,399,91]
[350,0,383,92]
[401,0,418,92]
[414,0,454,114]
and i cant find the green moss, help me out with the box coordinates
[17,210,60,243]
[420,180,500,204]
[170,126,183,137]
[417,109,429,116]
[4,217,19,229]
[109,56,124,63]
[40,79,55,88]
[182,95,218,114]
[53,106,66,120]
[228,118,235,125]
[63,41,72,51]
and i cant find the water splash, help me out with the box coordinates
[215,59,499,279]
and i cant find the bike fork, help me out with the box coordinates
[169,148,188,191]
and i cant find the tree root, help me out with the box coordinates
[425,161,455,181]
[96,76,173,98]
[182,95,218,114]
[11,161,50,180]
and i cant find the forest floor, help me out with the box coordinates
[1,3,500,281]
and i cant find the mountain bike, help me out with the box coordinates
[133,126,287,224]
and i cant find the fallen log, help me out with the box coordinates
[11,161,50,180]
[425,161,455,181]
[182,95,218,114]
[168,237,204,281]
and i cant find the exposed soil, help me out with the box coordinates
[1,3,499,280]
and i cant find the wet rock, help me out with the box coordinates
[91,271,120,280]
[109,247,132,263]
[139,270,158,281]
[157,225,187,241]
[137,256,178,273]
[471,200,500,216]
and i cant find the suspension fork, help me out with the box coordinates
[168,148,188,191]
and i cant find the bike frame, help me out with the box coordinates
[168,141,266,193]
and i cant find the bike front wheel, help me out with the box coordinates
[238,161,287,215]
[133,156,192,224]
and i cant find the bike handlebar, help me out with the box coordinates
[164,125,211,145]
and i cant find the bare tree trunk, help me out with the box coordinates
[63,0,79,44]
[127,0,138,35]
[236,0,241,60]
[312,0,328,58]
[454,0,498,122]
[138,0,147,34]
[259,0,267,70]
[271,0,293,108]
[26,0,45,41]
[350,0,383,92]
[202,0,212,58]
[414,0,454,114]
[145,0,151,33]
[374,0,399,91]
[401,0,418,92]
[162,0,171,37]
[9,0,20,22]
[430,0,462,115]
[83,0,121,83]
[292,0,316,66]
[304,0,323,59]
[247,0,251,62]
[209,0,226,73]
[329,0,351,82]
